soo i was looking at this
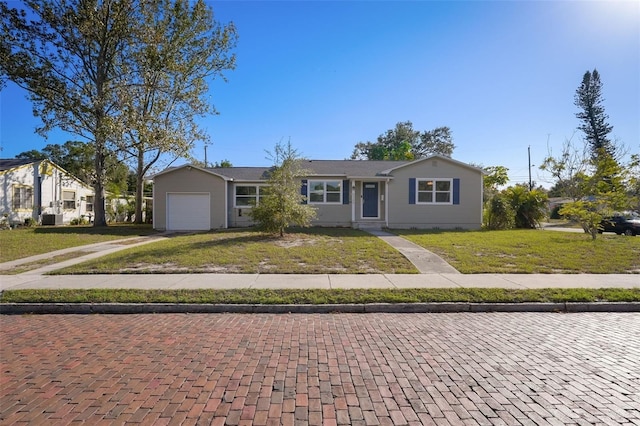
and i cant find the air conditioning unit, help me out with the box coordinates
[42,214,63,226]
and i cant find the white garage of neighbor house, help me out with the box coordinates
[152,155,484,232]
[0,158,95,226]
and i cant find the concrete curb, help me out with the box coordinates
[1,302,639,315]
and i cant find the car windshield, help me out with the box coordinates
[621,211,640,220]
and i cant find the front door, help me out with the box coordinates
[362,182,379,218]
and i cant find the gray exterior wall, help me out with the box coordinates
[305,177,351,227]
[153,157,482,231]
[386,157,483,229]
[228,178,352,228]
[153,167,227,230]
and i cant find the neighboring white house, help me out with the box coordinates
[0,158,95,226]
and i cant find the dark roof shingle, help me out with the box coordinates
[208,160,410,181]
[0,158,36,172]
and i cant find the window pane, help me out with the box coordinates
[13,188,21,209]
[435,192,450,203]
[236,186,256,196]
[63,191,75,209]
[435,181,450,191]
[310,182,324,191]
[418,180,433,191]
[326,181,341,192]
[25,188,33,209]
[326,192,340,203]
[418,192,433,203]
[236,197,255,206]
[310,192,324,202]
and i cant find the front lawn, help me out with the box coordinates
[395,229,640,274]
[54,228,418,274]
[0,224,157,263]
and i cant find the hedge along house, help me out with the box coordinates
[0,158,95,226]
[152,155,484,231]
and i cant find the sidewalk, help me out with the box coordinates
[1,271,639,291]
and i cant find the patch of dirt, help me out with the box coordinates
[117,237,156,246]
[273,237,318,248]
[119,263,241,273]
[496,254,517,259]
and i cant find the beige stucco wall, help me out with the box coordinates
[386,158,483,229]
[153,167,227,231]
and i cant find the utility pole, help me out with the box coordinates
[204,144,208,168]
[528,146,533,191]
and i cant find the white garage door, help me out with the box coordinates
[167,193,210,231]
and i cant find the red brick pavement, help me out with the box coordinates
[1,313,639,425]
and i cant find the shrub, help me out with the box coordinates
[484,194,515,230]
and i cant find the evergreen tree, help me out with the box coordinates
[575,69,615,159]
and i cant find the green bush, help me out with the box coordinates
[484,194,515,230]
[70,216,89,226]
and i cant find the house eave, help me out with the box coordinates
[380,155,485,175]
[151,164,232,181]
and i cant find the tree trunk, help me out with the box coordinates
[93,141,108,227]
[135,152,144,224]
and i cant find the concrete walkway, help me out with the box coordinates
[364,229,460,274]
[0,234,170,275]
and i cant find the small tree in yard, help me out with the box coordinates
[249,142,317,237]
[559,151,631,240]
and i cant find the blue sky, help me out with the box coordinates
[1,0,638,188]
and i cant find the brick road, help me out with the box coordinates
[1,313,639,425]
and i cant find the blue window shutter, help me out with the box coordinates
[342,179,349,204]
[301,179,308,204]
[409,178,416,204]
[453,178,460,205]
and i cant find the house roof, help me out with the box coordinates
[208,160,411,181]
[0,158,94,191]
[0,158,38,172]
[154,156,482,182]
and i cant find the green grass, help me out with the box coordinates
[0,224,157,263]
[2,287,639,304]
[53,228,418,274]
[394,229,640,274]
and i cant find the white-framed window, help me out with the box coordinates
[308,180,342,204]
[234,184,266,207]
[416,178,452,204]
[12,186,33,210]
[63,190,76,210]
[86,196,94,212]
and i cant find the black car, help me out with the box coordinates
[599,212,640,236]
